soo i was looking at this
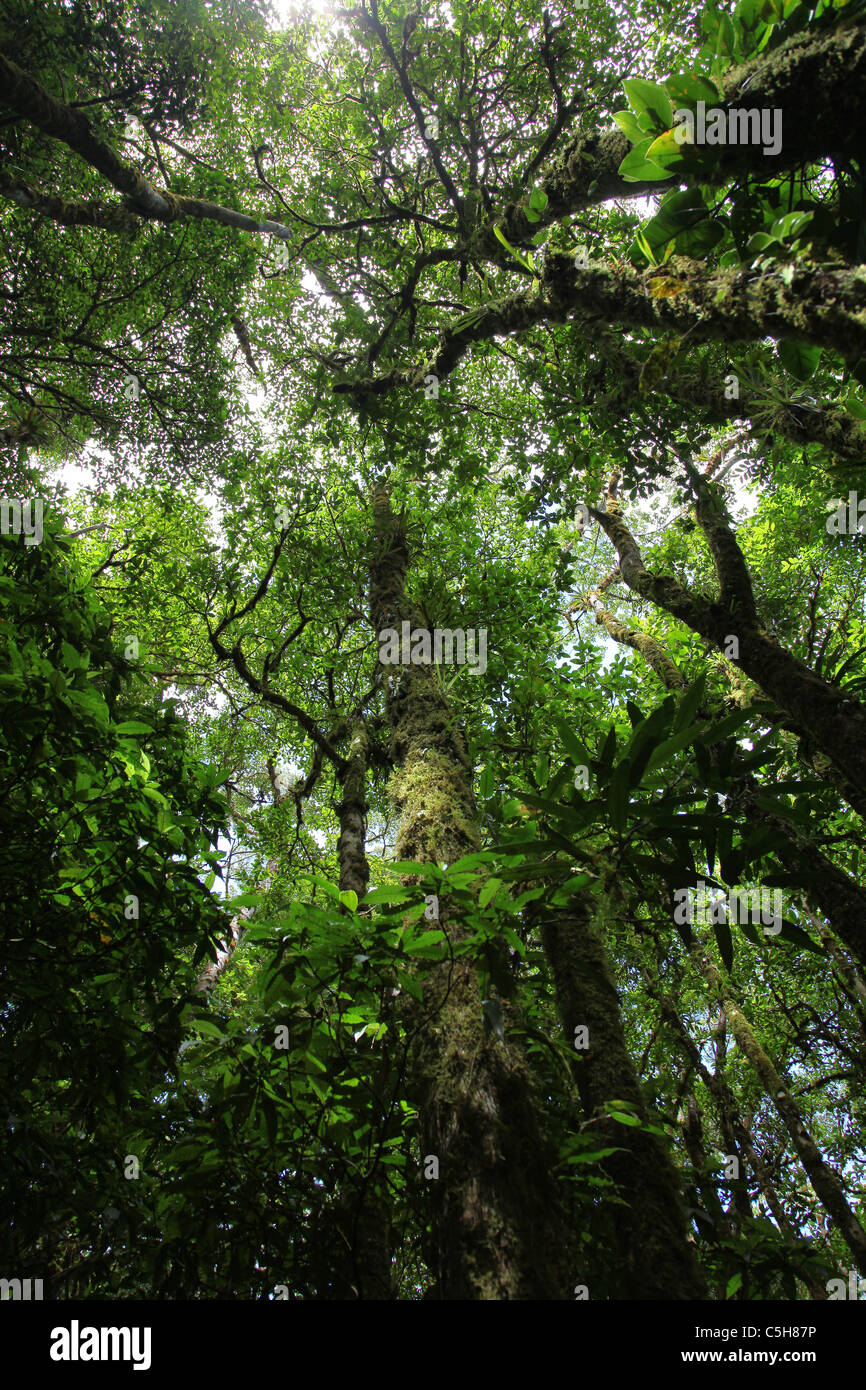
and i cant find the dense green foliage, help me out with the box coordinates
[1,0,865,1301]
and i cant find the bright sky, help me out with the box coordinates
[270,0,338,26]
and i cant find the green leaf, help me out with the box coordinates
[338,889,358,911]
[664,73,722,108]
[385,860,441,877]
[676,218,725,257]
[772,920,824,955]
[623,700,677,785]
[842,388,866,421]
[515,792,594,832]
[612,109,646,144]
[623,78,673,131]
[618,137,674,183]
[645,129,687,171]
[645,721,705,772]
[770,210,813,241]
[481,997,505,1040]
[363,885,414,906]
[403,929,447,956]
[192,1020,225,1040]
[747,231,778,254]
[698,708,755,745]
[607,759,632,833]
[641,189,708,253]
[634,228,660,267]
[562,1147,624,1164]
[550,873,593,903]
[598,726,617,769]
[777,339,822,381]
[307,874,341,899]
[228,890,264,908]
[493,224,535,272]
[445,852,497,873]
[625,700,645,729]
[673,674,707,734]
[479,878,502,909]
[554,718,592,768]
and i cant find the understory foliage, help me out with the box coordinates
[1,0,865,1299]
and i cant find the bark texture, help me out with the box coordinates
[537,890,709,1299]
[660,994,829,1300]
[592,489,866,819]
[368,480,570,1299]
[692,943,866,1273]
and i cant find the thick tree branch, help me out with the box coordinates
[472,23,866,258]
[0,175,141,231]
[599,337,866,463]
[0,50,295,241]
[680,453,759,624]
[588,498,866,817]
[335,252,866,402]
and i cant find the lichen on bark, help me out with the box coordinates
[537,888,709,1300]
[368,480,571,1299]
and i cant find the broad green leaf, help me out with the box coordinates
[618,136,674,183]
[612,109,645,144]
[607,759,632,833]
[664,73,722,107]
[645,129,687,171]
[645,721,706,772]
[673,674,707,734]
[623,78,673,131]
[479,878,502,909]
[778,339,822,381]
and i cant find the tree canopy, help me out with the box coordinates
[2,0,866,1312]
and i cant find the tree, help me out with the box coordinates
[1,0,865,1302]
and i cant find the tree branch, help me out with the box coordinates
[335,252,866,403]
[0,50,296,241]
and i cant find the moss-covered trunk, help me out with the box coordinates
[368,482,569,1299]
[537,890,708,1299]
[693,943,866,1273]
[327,718,392,1299]
[658,992,828,1300]
[593,495,866,820]
[726,776,866,970]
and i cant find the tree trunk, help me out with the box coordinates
[537,889,708,1299]
[368,480,570,1299]
[692,943,866,1273]
[658,992,829,1300]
